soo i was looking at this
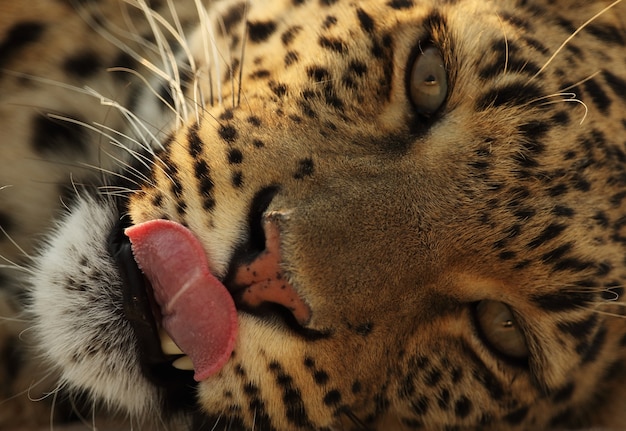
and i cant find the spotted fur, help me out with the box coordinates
[1,0,626,429]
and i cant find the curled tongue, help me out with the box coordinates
[125,220,237,382]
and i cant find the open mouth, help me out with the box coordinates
[108,216,199,411]
[106,187,316,412]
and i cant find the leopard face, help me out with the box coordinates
[16,0,626,429]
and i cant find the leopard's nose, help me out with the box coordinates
[232,212,312,326]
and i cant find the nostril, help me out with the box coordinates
[232,213,312,326]
[240,185,281,260]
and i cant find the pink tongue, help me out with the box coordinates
[125,219,237,382]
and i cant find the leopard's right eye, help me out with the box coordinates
[475,300,529,360]
[408,46,448,115]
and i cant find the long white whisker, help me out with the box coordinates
[82,87,163,152]
[533,0,624,78]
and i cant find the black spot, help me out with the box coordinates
[307,66,330,82]
[454,396,472,418]
[228,148,243,164]
[294,158,315,179]
[318,36,347,54]
[220,109,234,121]
[322,15,338,29]
[611,190,626,207]
[401,418,424,428]
[532,291,592,311]
[550,408,576,428]
[410,396,429,415]
[188,123,203,157]
[499,251,516,260]
[314,370,329,385]
[541,243,572,264]
[250,69,271,79]
[518,121,551,142]
[151,193,164,208]
[281,26,302,46]
[602,283,623,301]
[269,362,312,428]
[580,326,607,364]
[583,79,611,114]
[552,205,574,217]
[269,81,288,97]
[547,183,568,197]
[356,8,375,33]
[500,13,531,30]
[387,0,414,9]
[476,82,543,110]
[586,24,625,45]
[231,171,243,188]
[348,60,368,77]
[437,389,450,409]
[284,51,299,66]
[504,406,529,425]
[323,390,341,406]
[247,20,277,43]
[553,257,593,272]
[195,160,215,210]
[527,223,566,249]
[351,381,362,394]
[31,114,88,156]
[557,314,598,338]
[601,70,626,102]
[299,101,317,118]
[521,36,549,55]
[551,382,575,403]
[220,2,247,35]
[355,321,373,336]
[253,139,265,148]
[63,50,102,78]
[218,124,238,143]
[551,110,570,125]
[424,368,442,386]
[0,22,45,70]
[247,116,261,127]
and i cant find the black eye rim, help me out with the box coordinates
[405,41,451,122]
[471,300,531,368]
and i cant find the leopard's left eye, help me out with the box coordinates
[409,46,448,115]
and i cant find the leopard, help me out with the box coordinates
[1,0,626,430]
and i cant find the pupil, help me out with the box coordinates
[424,74,437,85]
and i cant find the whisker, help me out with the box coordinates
[108,66,184,125]
[532,0,624,78]
[82,87,164,152]
[0,224,31,260]
[237,3,250,107]
[194,0,221,106]
[341,408,371,430]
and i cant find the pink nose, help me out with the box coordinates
[233,214,312,326]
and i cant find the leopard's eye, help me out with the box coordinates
[475,300,529,360]
[409,46,448,115]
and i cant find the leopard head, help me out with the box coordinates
[30,0,626,429]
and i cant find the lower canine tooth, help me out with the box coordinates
[159,329,184,355]
[172,355,194,371]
